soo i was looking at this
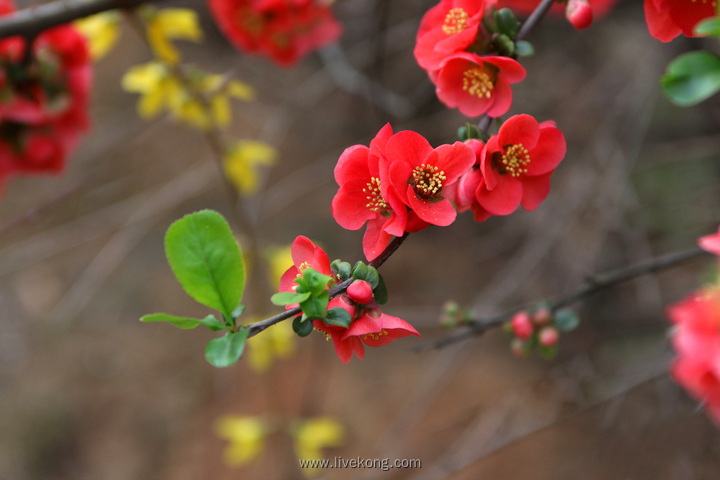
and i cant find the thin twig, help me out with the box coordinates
[415,245,709,351]
[515,0,557,41]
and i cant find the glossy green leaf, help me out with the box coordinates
[205,329,249,367]
[302,268,333,296]
[140,313,225,330]
[495,8,519,38]
[324,307,352,328]
[300,292,329,319]
[695,17,720,37]
[662,51,720,106]
[372,274,388,305]
[271,291,311,306]
[293,315,313,337]
[331,259,352,281]
[554,308,580,332]
[514,40,534,57]
[164,210,245,318]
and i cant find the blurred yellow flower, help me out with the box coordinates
[293,417,344,477]
[246,319,296,373]
[74,11,121,60]
[265,244,293,288]
[215,415,267,467]
[121,61,183,118]
[223,140,278,195]
[144,7,203,65]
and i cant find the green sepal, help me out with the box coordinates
[493,33,515,57]
[372,274,388,305]
[140,313,226,331]
[514,40,534,57]
[293,315,313,337]
[204,329,249,367]
[331,259,352,282]
[323,307,352,328]
[494,8,519,38]
[553,308,580,332]
[271,291,311,306]
[300,292,329,319]
[662,51,720,106]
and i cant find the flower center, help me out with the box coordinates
[363,177,390,213]
[500,144,530,177]
[364,329,388,341]
[411,164,446,200]
[462,67,494,99]
[442,8,470,35]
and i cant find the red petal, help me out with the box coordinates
[486,77,513,118]
[334,145,370,185]
[480,135,500,191]
[526,125,566,176]
[363,219,391,261]
[476,174,522,215]
[407,185,457,226]
[385,130,434,170]
[521,173,552,211]
[498,114,540,151]
[434,141,475,184]
[331,179,375,230]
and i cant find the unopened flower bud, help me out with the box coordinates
[566,0,593,30]
[511,338,529,358]
[538,326,559,347]
[511,311,534,340]
[533,308,552,326]
[347,279,374,304]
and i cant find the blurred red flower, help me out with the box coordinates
[644,0,717,42]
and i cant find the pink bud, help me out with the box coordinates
[347,279,374,304]
[511,311,534,340]
[533,308,552,326]
[566,0,592,30]
[538,327,559,347]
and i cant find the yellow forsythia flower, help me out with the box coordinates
[144,7,203,65]
[223,140,278,195]
[215,416,267,467]
[246,319,296,373]
[293,417,344,477]
[122,61,184,118]
[74,11,121,60]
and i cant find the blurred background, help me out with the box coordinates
[1,0,720,478]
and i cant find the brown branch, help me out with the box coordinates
[515,0,557,41]
[415,245,709,351]
[0,0,164,38]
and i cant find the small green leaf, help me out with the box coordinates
[293,315,313,337]
[271,291,311,306]
[331,259,352,281]
[324,307,352,328]
[662,51,720,106]
[352,262,369,281]
[300,292,329,319]
[493,33,514,57]
[695,17,720,37]
[514,40,534,57]
[231,304,246,319]
[205,329,249,367]
[141,313,224,330]
[164,210,245,318]
[373,274,388,305]
[554,308,580,332]
[494,8,519,38]
[302,268,333,296]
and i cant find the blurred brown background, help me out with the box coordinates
[1,0,720,478]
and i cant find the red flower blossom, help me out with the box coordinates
[667,286,720,424]
[644,0,717,42]
[444,139,493,222]
[414,0,487,71]
[384,130,475,227]
[699,225,720,257]
[434,53,525,118]
[207,0,342,66]
[475,114,565,216]
[0,3,91,187]
[278,235,334,297]
[331,123,410,261]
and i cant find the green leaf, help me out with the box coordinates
[231,304,246,319]
[514,40,534,57]
[302,268,333,296]
[164,210,245,318]
[695,17,720,37]
[300,292,329,319]
[554,308,580,332]
[271,291,311,306]
[351,262,368,281]
[662,51,720,106]
[205,329,249,367]
[373,274,388,305]
[494,8,519,38]
[324,307,352,328]
[331,259,352,281]
[538,343,558,360]
[293,315,313,337]
[141,313,225,330]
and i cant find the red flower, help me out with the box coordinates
[444,139,494,222]
[313,296,365,363]
[699,225,720,257]
[667,287,720,424]
[385,130,475,227]
[644,0,716,42]
[434,53,525,118]
[414,0,487,71]
[475,114,565,216]
[0,3,91,187]
[207,0,342,66]
[331,123,409,261]
[278,235,334,297]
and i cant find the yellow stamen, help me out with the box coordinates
[463,67,494,99]
[411,164,446,199]
[363,177,390,212]
[442,8,470,35]
[501,144,531,177]
[363,329,388,341]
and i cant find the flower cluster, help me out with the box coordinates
[0,0,91,188]
[667,226,720,424]
[207,0,342,67]
[414,0,526,117]
[278,236,419,363]
[333,117,565,259]
[645,0,718,42]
